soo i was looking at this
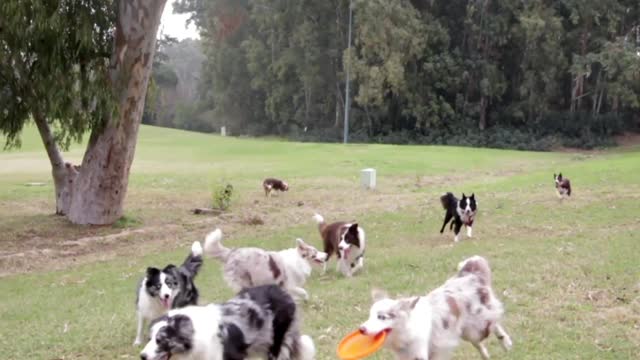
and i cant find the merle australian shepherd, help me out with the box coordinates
[134,241,203,345]
[440,192,478,242]
[203,228,328,301]
[140,285,315,360]
[554,173,571,198]
[263,178,289,197]
[359,256,512,359]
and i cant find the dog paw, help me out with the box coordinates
[501,336,513,351]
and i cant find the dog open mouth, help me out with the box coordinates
[361,328,391,337]
[161,297,172,309]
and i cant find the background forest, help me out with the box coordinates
[146,0,640,150]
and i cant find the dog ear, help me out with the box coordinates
[349,223,359,233]
[398,297,420,311]
[371,288,389,302]
[166,315,194,354]
[146,267,160,278]
[559,173,562,178]
[296,238,307,249]
[461,193,466,198]
[163,264,177,272]
[471,193,475,199]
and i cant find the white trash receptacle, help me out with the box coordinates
[361,168,376,190]
[221,126,227,136]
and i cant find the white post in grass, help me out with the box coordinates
[221,126,226,137]
[361,168,376,190]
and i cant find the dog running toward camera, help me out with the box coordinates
[140,284,316,360]
[440,192,478,242]
[554,173,571,198]
[359,256,512,360]
[312,213,366,277]
[263,178,289,197]
[203,228,327,301]
[134,241,203,345]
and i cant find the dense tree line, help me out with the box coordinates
[173,0,640,149]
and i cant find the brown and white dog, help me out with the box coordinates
[312,214,366,277]
[263,177,289,197]
[203,229,327,301]
[359,256,512,360]
[554,173,571,198]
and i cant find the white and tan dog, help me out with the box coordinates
[203,229,327,301]
[359,256,512,359]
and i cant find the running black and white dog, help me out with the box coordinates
[440,192,478,242]
[140,285,316,360]
[134,241,204,345]
[554,173,571,198]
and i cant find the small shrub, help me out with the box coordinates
[211,182,234,211]
[113,214,142,229]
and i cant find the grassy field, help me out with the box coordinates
[0,125,639,359]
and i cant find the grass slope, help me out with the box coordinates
[0,125,639,359]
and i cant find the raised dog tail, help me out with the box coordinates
[312,213,326,232]
[180,241,204,277]
[203,228,231,261]
[296,334,316,360]
[457,255,492,285]
[440,192,455,209]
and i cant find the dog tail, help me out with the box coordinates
[312,213,326,232]
[296,334,316,360]
[180,241,204,276]
[440,192,455,209]
[457,255,492,285]
[203,228,231,261]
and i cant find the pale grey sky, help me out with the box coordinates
[160,1,199,40]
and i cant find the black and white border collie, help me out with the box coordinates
[134,241,203,345]
[554,173,571,198]
[263,178,289,197]
[440,192,478,242]
[140,285,316,360]
[312,213,366,277]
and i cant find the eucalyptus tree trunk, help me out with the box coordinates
[36,0,167,225]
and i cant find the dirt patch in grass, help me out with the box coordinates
[0,160,565,277]
[0,176,429,277]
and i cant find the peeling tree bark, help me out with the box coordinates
[63,0,167,225]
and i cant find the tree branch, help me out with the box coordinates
[33,112,65,169]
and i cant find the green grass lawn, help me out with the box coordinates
[0,125,639,359]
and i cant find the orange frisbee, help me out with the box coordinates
[337,329,387,360]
